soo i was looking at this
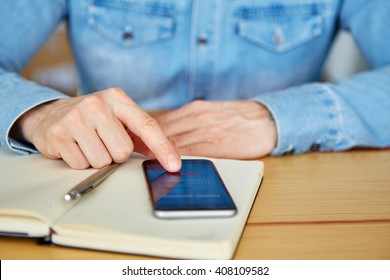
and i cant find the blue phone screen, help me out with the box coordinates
[144,159,236,211]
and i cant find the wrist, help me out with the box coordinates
[252,101,278,155]
[14,101,57,143]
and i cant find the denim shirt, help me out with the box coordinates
[1,0,390,156]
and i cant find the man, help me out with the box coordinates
[1,0,389,170]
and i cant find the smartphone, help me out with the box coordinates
[142,159,237,218]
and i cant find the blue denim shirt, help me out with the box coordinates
[1,0,390,156]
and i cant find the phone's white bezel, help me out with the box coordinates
[153,208,237,219]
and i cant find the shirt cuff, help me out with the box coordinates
[8,138,39,155]
[252,83,343,156]
[5,95,69,155]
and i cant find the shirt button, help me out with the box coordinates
[310,143,321,152]
[123,30,133,42]
[273,27,284,45]
[197,35,208,46]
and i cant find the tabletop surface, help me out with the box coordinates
[1,149,389,260]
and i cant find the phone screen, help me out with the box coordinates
[142,159,237,218]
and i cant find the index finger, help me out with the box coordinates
[116,102,181,172]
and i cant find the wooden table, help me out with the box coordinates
[1,149,389,259]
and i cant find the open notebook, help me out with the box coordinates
[0,148,263,259]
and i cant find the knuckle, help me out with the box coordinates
[156,138,171,152]
[112,145,133,163]
[108,87,126,98]
[81,94,104,110]
[64,109,84,125]
[45,144,60,158]
[46,123,67,141]
[91,157,112,169]
[141,116,159,131]
[70,160,90,170]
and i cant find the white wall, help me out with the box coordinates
[322,31,368,82]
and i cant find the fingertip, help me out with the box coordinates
[165,153,182,172]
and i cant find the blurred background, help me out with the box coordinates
[21,23,368,98]
[21,23,78,97]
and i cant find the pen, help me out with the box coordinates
[64,163,119,201]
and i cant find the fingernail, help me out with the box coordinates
[166,154,181,172]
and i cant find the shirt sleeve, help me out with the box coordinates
[254,0,390,156]
[0,0,69,154]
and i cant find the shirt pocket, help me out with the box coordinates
[86,0,176,48]
[234,3,325,53]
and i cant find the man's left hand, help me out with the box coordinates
[157,100,277,159]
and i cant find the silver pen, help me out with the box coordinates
[64,163,119,201]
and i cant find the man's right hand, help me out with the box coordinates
[15,88,181,171]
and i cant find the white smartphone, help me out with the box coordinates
[142,159,237,219]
